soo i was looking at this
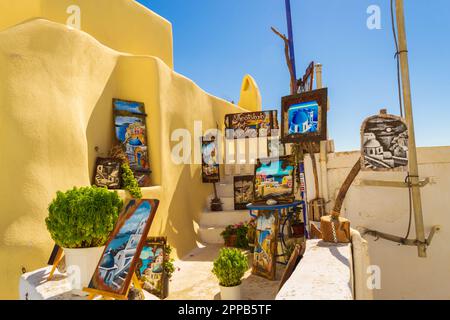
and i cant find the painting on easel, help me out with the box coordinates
[252,211,278,281]
[85,199,159,298]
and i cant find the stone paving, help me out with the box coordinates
[167,244,286,300]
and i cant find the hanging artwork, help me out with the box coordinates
[252,210,278,281]
[93,157,122,189]
[225,110,278,139]
[254,156,295,204]
[202,138,220,183]
[136,237,168,299]
[361,111,408,171]
[281,88,328,143]
[233,176,254,210]
[113,99,151,187]
[85,199,160,298]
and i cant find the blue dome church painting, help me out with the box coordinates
[288,101,319,135]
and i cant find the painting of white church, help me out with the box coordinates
[96,201,153,291]
[288,101,319,134]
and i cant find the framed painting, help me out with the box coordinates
[252,210,278,281]
[85,199,160,298]
[225,110,278,139]
[233,176,254,210]
[113,99,151,187]
[361,111,408,171]
[254,156,296,204]
[93,157,122,190]
[136,237,168,299]
[202,138,220,183]
[281,88,328,144]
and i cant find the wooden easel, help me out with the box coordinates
[83,274,144,300]
[47,246,64,281]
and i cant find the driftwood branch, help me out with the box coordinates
[271,26,297,95]
[307,142,320,199]
[332,159,361,217]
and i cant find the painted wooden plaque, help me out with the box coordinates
[136,237,168,299]
[93,157,122,190]
[233,176,254,210]
[85,199,160,298]
[252,210,279,281]
[201,138,220,183]
[225,110,278,139]
[254,156,295,204]
[361,111,408,171]
[113,99,151,187]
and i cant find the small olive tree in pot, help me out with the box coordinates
[45,186,123,295]
[212,248,248,300]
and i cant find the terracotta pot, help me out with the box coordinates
[224,234,237,247]
[291,223,305,238]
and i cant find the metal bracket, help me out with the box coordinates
[356,177,430,188]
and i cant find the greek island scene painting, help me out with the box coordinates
[288,101,319,135]
[361,113,408,171]
[86,199,159,297]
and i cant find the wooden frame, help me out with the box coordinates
[233,176,254,210]
[113,99,151,187]
[93,157,122,190]
[281,88,328,144]
[84,199,160,298]
[201,137,220,183]
[253,156,296,204]
[252,210,279,281]
[225,110,278,139]
[360,112,408,172]
[136,237,168,299]
[297,61,315,93]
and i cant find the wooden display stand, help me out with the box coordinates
[84,274,143,300]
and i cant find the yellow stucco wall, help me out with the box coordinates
[0,0,174,69]
[0,16,252,299]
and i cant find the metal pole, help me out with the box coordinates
[395,0,427,257]
[285,0,297,79]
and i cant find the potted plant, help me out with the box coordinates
[221,223,249,248]
[212,248,248,300]
[45,186,123,295]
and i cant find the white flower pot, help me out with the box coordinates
[63,246,105,296]
[220,284,242,300]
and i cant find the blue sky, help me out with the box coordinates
[138,0,450,151]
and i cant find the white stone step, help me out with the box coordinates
[200,210,251,227]
[198,226,224,244]
[206,195,235,211]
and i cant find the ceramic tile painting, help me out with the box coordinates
[361,112,409,171]
[282,88,328,143]
[254,156,295,204]
[252,211,278,281]
[113,99,151,187]
[93,157,122,189]
[86,199,159,297]
[136,237,167,299]
[201,138,220,183]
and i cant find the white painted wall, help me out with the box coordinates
[309,146,450,299]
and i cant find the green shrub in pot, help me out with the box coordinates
[212,248,248,287]
[45,186,123,248]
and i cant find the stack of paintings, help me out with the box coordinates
[114,99,151,187]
